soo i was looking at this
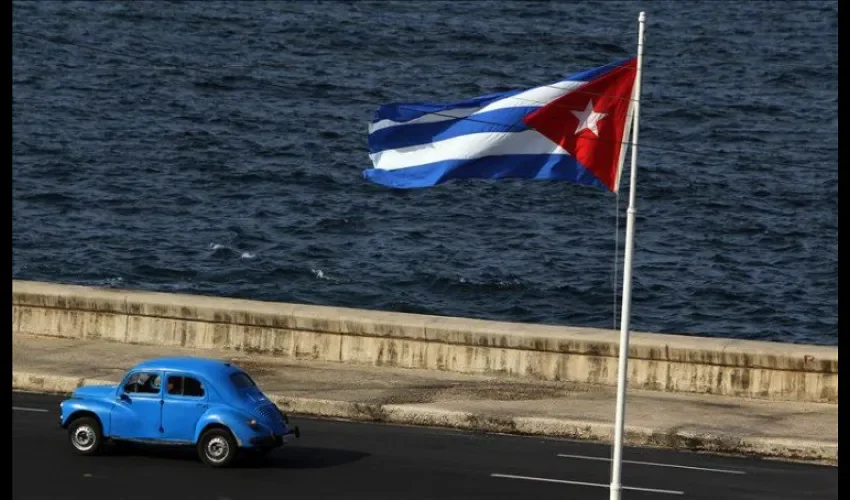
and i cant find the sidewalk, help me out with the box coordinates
[12,333,837,464]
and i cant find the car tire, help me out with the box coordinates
[198,428,238,468]
[68,416,104,456]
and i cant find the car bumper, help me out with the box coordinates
[249,426,300,447]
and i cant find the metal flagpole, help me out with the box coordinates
[609,10,646,500]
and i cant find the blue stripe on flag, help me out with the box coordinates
[371,58,626,123]
[371,89,524,124]
[362,154,607,190]
[565,58,632,83]
[368,106,540,154]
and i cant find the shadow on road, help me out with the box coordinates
[106,442,370,469]
[252,445,370,469]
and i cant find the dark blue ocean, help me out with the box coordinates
[12,0,838,346]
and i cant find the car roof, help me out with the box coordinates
[129,356,243,378]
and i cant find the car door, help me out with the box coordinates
[160,372,209,443]
[109,370,164,440]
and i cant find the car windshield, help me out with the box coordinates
[230,371,256,389]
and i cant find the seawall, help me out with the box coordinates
[11,280,838,403]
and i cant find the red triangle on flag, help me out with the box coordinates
[522,59,637,192]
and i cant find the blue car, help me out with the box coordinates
[58,356,301,467]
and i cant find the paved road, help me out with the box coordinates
[13,392,836,500]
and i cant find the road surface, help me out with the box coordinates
[13,392,837,499]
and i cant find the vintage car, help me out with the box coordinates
[58,356,301,467]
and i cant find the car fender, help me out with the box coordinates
[193,406,258,447]
[60,399,115,435]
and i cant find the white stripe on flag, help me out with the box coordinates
[368,130,568,171]
[476,80,584,113]
[369,107,480,134]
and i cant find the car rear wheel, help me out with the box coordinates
[68,416,104,456]
[198,428,237,468]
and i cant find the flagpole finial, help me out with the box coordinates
[639,11,645,22]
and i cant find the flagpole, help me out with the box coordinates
[609,10,646,500]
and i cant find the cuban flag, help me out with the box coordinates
[363,58,637,192]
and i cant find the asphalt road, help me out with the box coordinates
[13,392,837,500]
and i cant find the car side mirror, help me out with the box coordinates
[119,392,131,402]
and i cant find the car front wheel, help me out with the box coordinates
[198,428,237,468]
[68,416,104,456]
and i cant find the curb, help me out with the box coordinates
[13,371,837,465]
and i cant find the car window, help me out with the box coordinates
[166,375,183,395]
[124,372,162,394]
[230,372,255,389]
[183,377,205,397]
[166,375,205,397]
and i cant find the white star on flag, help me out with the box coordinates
[571,100,607,136]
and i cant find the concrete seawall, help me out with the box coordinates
[11,279,838,403]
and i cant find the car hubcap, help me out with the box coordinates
[73,425,96,451]
[206,436,229,462]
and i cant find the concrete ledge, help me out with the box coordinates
[12,280,838,403]
[12,371,836,464]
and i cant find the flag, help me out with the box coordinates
[363,58,637,192]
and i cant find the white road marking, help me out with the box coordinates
[557,453,747,474]
[491,473,684,495]
[12,406,49,413]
